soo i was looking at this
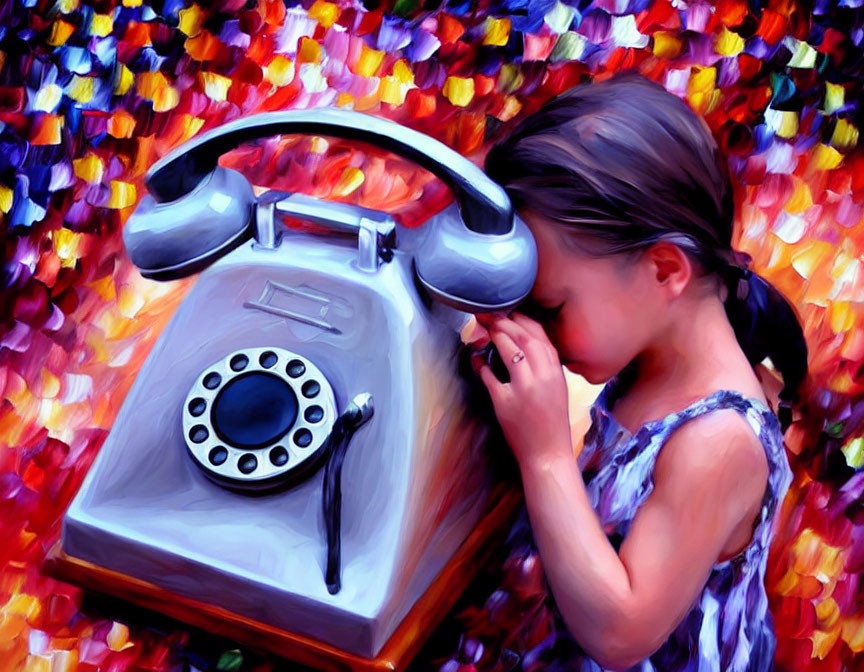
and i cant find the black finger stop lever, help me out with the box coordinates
[322,392,374,594]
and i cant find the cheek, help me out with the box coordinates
[553,301,627,361]
[549,309,595,358]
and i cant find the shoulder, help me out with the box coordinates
[651,409,768,522]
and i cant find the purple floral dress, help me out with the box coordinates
[434,373,793,672]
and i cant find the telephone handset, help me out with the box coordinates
[124,108,537,313]
[109,109,537,598]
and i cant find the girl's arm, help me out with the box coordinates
[519,412,768,670]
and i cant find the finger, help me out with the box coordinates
[511,313,560,365]
[477,361,505,402]
[491,315,555,366]
[462,318,491,346]
[487,327,520,360]
[477,361,516,407]
[486,314,531,347]
[511,312,550,342]
[476,311,508,327]
[476,360,499,390]
[471,333,491,349]
[488,329,534,384]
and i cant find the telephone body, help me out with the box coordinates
[54,110,537,663]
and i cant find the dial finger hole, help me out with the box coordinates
[294,428,313,447]
[238,454,258,474]
[304,405,324,423]
[302,380,320,398]
[188,398,207,417]
[203,372,222,389]
[269,446,289,466]
[190,425,209,443]
[287,360,306,377]
[230,354,249,371]
[259,351,278,369]
[209,446,228,465]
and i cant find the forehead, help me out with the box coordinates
[520,209,612,262]
[519,209,644,282]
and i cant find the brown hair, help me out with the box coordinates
[485,72,808,431]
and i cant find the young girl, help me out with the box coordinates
[455,73,809,672]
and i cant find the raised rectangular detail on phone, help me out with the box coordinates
[244,279,350,334]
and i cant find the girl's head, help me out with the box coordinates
[484,73,808,428]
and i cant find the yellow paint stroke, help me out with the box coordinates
[483,17,511,46]
[443,76,475,107]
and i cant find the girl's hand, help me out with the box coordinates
[471,312,573,469]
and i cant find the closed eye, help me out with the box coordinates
[519,300,565,323]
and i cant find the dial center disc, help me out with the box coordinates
[211,372,298,448]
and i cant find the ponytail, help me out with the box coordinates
[721,266,809,433]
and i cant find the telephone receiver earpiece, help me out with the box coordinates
[123,108,537,312]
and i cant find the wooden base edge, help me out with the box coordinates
[43,484,523,672]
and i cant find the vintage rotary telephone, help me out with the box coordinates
[52,109,537,667]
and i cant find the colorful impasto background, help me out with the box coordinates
[1,0,864,670]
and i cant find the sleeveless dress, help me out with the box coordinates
[434,373,794,672]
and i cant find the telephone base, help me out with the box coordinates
[44,483,523,672]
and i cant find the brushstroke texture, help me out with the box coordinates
[0,0,862,670]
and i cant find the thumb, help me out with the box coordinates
[462,316,491,345]
[477,361,511,410]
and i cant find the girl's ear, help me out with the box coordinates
[646,241,692,295]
